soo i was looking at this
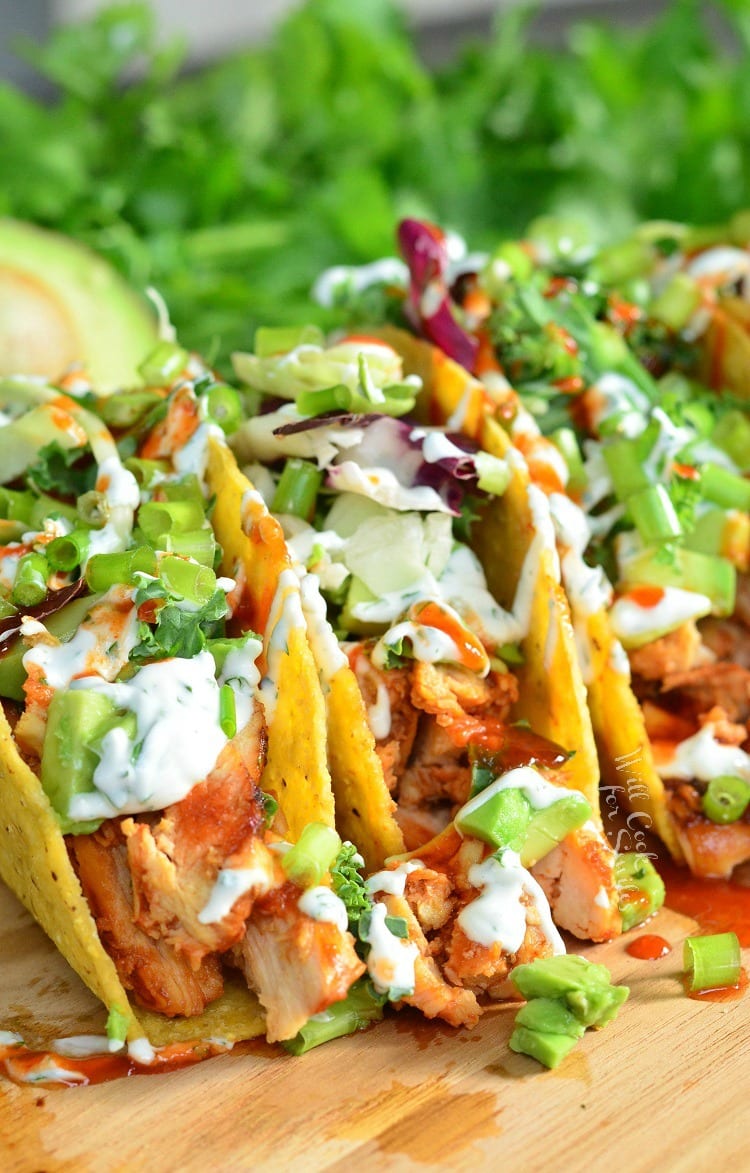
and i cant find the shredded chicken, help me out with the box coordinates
[70,822,223,1017]
[668,784,750,879]
[661,662,750,724]
[375,889,481,1028]
[232,882,365,1042]
[411,661,519,728]
[629,621,706,682]
[399,722,470,809]
[531,824,621,942]
[123,705,270,967]
[350,646,418,792]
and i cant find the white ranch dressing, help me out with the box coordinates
[686,246,750,282]
[68,651,227,821]
[298,886,349,934]
[371,618,461,672]
[365,860,425,898]
[657,724,750,783]
[86,455,140,560]
[23,586,139,690]
[457,765,586,823]
[366,677,392,740]
[173,421,225,488]
[362,902,419,996]
[128,1038,156,1065]
[298,572,347,681]
[198,865,273,925]
[260,568,306,723]
[458,849,565,954]
[327,461,453,514]
[218,639,263,733]
[609,586,711,647]
[53,1035,124,1058]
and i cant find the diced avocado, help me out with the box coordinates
[520,794,591,867]
[509,1024,579,1069]
[0,219,158,391]
[615,852,666,932]
[510,954,613,1002]
[566,981,629,1029]
[514,997,585,1040]
[339,576,385,637]
[0,594,99,702]
[40,689,133,834]
[456,786,532,851]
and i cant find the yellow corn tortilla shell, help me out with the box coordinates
[206,438,336,838]
[700,297,750,399]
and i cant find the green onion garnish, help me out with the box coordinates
[139,499,206,542]
[158,555,216,605]
[475,451,510,497]
[47,530,91,572]
[296,384,352,418]
[219,683,237,739]
[701,775,750,825]
[700,464,750,513]
[281,822,342,889]
[271,458,323,521]
[12,552,49,607]
[684,932,741,992]
[137,341,189,385]
[627,484,683,545]
[85,546,158,592]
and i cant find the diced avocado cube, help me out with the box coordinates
[520,793,591,867]
[339,577,384,637]
[509,1024,579,1069]
[40,688,124,834]
[510,954,613,1001]
[456,786,532,851]
[566,981,629,1029]
[515,997,585,1040]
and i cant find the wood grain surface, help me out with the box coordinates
[1,878,747,1173]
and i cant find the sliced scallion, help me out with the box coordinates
[701,775,750,824]
[281,822,342,889]
[271,458,323,521]
[12,552,49,607]
[627,484,683,545]
[219,683,237,739]
[683,932,741,992]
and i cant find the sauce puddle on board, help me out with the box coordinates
[625,934,671,960]
[685,968,748,1003]
[657,856,750,947]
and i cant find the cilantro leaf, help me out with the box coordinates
[330,841,371,929]
[129,578,229,663]
[26,442,96,498]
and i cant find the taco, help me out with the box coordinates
[366,216,750,881]
[229,327,637,967]
[0,351,364,1049]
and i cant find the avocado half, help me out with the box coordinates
[0,219,159,391]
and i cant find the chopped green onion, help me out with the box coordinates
[158,475,205,506]
[475,452,510,497]
[138,341,189,385]
[271,458,323,521]
[204,383,243,435]
[159,529,216,567]
[0,488,35,523]
[0,520,27,543]
[588,238,654,286]
[123,457,170,489]
[603,438,651,502]
[701,776,750,824]
[614,852,666,932]
[158,555,216,605]
[549,427,586,492]
[86,546,157,592]
[296,384,352,418]
[712,411,750,472]
[28,494,78,529]
[254,324,324,358]
[76,490,107,526]
[219,683,237,739]
[649,273,701,331]
[700,464,750,513]
[139,499,206,542]
[282,978,384,1055]
[628,485,683,544]
[98,390,166,429]
[12,552,49,607]
[684,932,741,992]
[281,822,342,889]
[46,530,91,572]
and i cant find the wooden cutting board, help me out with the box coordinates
[0,879,748,1173]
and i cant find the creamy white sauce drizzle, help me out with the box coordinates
[218,639,262,733]
[298,572,347,681]
[298,886,349,934]
[362,902,419,995]
[609,586,711,647]
[457,766,586,823]
[173,422,225,488]
[458,849,565,954]
[198,865,273,925]
[365,860,424,898]
[53,1035,124,1058]
[656,723,750,783]
[23,586,138,690]
[68,651,227,821]
[260,568,306,723]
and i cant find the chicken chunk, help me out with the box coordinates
[70,821,223,1017]
[531,824,621,942]
[233,882,364,1042]
[662,662,750,724]
[123,705,270,967]
[349,646,418,792]
[629,621,705,682]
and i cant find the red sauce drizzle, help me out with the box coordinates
[687,967,748,1003]
[0,1039,228,1088]
[625,934,672,960]
[625,584,666,609]
[659,857,750,947]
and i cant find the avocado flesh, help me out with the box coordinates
[0,219,158,391]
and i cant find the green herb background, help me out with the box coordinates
[2,0,749,366]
